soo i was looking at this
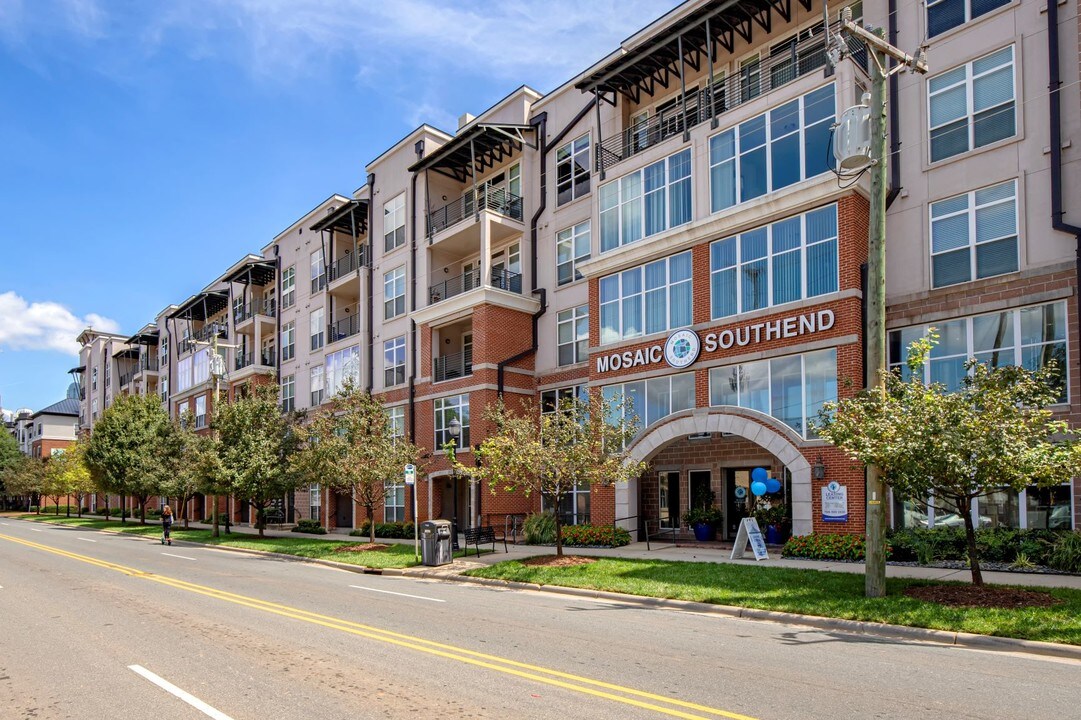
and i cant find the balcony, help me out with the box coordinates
[427,188,523,239]
[235,351,275,371]
[432,348,473,383]
[328,314,361,344]
[118,370,136,388]
[429,268,521,305]
[234,299,277,325]
[137,356,159,373]
[328,249,366,283]
[595,19,863,172]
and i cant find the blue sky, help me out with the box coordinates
[0,0,680,414]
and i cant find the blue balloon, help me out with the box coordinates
[750,480,767,496]
[765,478,781,494]
[751,467,768,483]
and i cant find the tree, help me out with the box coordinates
[213,384,297,538]
[41,440,94,517]
[291,381,421,544]
[0,432,23,509]
[455,393,644,557]
[162,415,221,530]
[816,332,1081,585]
[6,455,46,512]
[84,394,174,524]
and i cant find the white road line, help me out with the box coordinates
[0,522,10,526]
[128,665,234,720]
[29,528,42,532]
[162,552,196,561]
[77,537,97,543]
[348,584,445,603]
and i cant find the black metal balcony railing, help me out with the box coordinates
[328,314,361,343]
[119,370,135,387]
[234,298,277,324]
[329,249,367,282]
[137,356,159,373]
[429,268,522,305]
[596,20,866,172]
[193,323,227,343]
[433,348,473,383]
[235,351,275,371]
[427,187,523,237]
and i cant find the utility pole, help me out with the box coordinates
[831,6,927,597]
[195,325,239,538]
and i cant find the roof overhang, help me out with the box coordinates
[168,291,230,322]
[68,366,86,374]
[309,199,370,235]
[407,123,536,182]
[574,0,811,102]
[112,347,140,359]
[125,329,160,346]
[223,260,277,287]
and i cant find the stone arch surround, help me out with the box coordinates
[623,409,815,536]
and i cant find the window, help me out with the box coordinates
[556,221,591,285]
[602,374,695,436]
[384,481,405,523]
[104,363,111,388]
[927,0,1010,38]
[281,321,295,361]
[310,307,325,351]
[710,204,837,319]
[897,484,1072,530]
[709,348,837,438]
[557,305,589,366]
[310,365,325,406]
[384,193,406,253]
[192,348,210,386]
[159,335,168,361]
[542,482,591,525]
[599,148,691,252]
[281,266,296,309]
[387,405,405,440]
[709,84,835,213]
[541,385,588,415]
[929,46,1015,163]
[600,251,691,343]
[92,367,98,390]
[384,336,406,387]
[384,266,405,320]
[325,345,360,397]
[556,134,590,205]
[160,378,168,402]
[177,400,189,425]
[177,356,193,392]
[309,483,321,521]
[739,55,761,103]
[194,395,207,428]
[889,301,1068,401]
[1026,485,1073,530]
[930,179,1017,288]
[281,374,295,413]
[310,248,326,294]
[434,394,469,449]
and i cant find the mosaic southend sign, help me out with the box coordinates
[594,309,836,373]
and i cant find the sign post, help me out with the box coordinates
[405,464,417,560]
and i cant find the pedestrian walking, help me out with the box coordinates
[161,505,174,546]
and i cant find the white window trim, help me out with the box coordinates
[556,133,591,206]
[384,336,406,388]
[929,179,1018,289]
[599,147,693,252]
[927,45,1015,164]
[384,266,406,320]
[384,193,406,253]
[599,251,693,344]
[434,394,470,449]
[556,221,591,286]
[556,305,589,366]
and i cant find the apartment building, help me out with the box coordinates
[28,398,79,459]
[73,0,1080,538]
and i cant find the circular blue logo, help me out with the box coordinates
[663,330,700,369]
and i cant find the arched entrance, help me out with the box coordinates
[621,408,814,538]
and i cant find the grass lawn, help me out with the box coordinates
[16,514,427,569]
[467,557,1081,646]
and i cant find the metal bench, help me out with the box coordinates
[463,525,507,557]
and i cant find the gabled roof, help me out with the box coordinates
[32,398,80,418]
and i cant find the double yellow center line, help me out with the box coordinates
[0,532,758,720]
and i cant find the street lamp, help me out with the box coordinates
[447,417,462,544]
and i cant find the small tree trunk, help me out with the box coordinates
[554,511,564,557]
[121,494,127,523]
[960,497,984,586]
[140,498,146,525]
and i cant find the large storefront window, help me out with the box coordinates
[710,204,837,319]
[602,373,695,436]
[599,251,692,343]
[600,149,691,252]
[889,301,1067,402]
[709,348,837,438]
[895,485,1073,530]
[709,83,834,212]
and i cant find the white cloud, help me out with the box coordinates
[0,292,119,356]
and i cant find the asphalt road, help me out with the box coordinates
[1,518,1079,720]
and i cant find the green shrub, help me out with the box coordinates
[887,527,1061,566]
[350,521,416,539]
[522,512,557,545]
[292,519,327,535]
[1047,532,1081,573]
[560,524,631,548]
[782,533,890,562]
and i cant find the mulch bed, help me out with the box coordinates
[903,584,1062,609]
[522,555,598,568]
[333,543,390,553]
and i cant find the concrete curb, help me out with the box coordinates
[25,519,1081,662]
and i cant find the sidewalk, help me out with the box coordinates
[179,519,1081,590]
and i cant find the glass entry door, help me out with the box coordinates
[726,469,752,539]
[659,471,679,529]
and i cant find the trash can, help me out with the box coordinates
[420,519,453,566]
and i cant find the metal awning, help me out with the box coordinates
[167,291,229,322]
[408,123,536,182]
[126,330,160,346]
[68,366,86,374]
[112,347,140,359]
[309,199,370,235]
[575,0,811,102]
[223,260,277,287]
